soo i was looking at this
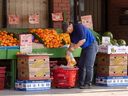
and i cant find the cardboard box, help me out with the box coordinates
[96,65,127,76]
[15,80,51,91]
[17,54,50,80]
[18,67,50,80]
[96,53,127,66]
[17,54,49,68]
[96,76,128,86]
[19,34,32,54]
[98,45,127,54]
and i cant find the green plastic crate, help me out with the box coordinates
[0,49,7,59]
[32,48,81,58]
[6,49,20,59]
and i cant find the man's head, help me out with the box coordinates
[62,22,73,34]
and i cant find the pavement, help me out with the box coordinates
[0,86,128,96]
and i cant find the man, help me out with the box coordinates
[63,22,98,89]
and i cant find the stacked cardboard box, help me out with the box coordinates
[96,53,128,86]
[15,54,51,91]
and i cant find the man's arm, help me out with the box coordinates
[68,39,86,52]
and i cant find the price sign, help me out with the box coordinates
[81,15,93,29]
[29,14,39,24]
[52,12,63,21]
[8,15,19,24]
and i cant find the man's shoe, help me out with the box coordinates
[79,85,86,89]
[79,83,93,89]
[86,84,92,89]
[86,83,92,89]
[79,84,92,89]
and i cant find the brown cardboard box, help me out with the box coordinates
[96,53,127,66]
[18,67,50,80]
[96,65,127,76]
[17,55,49,68]
[17,54,50,80]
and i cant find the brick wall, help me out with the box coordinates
[108,0,128,42]
[50,0,71,28]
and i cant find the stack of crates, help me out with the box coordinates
[0,67,6,90]
[96,53,128,86]
[15,54,51,91]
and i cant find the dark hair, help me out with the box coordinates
[62,22,69,32]
[62,22,73,32]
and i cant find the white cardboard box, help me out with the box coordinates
[15,80,51,91]
[98,45,127,54]
[96,76,128,86]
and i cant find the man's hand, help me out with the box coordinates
[74,39,86,48]
[68,46,75,52]
[68,39,85,52]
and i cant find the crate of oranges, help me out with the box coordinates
[0,31,19,48]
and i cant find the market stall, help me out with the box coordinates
[0,28,81,89]
[0,0,98,90]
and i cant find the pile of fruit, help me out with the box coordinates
[103,31,127,46]
[0,31,19,46]
[30,28,71,48]
[90,29,127,46]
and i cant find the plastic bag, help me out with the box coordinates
[66,51,76,67]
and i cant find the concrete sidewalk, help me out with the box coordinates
[0,86,128,96]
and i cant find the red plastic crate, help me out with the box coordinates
[0,78,5,90]
[0,74,5,78]
[0,67,6,78]
[50,61,58,68]
[0,67,6,74]
[52,67,78,88]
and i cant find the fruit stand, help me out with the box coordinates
[0,28,81,89]
[0,21,102,89]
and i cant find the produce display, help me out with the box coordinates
[110,39,118,46]
[0,31,19,46]
[30,28,71,48]
[89,29,101,45]
[103,31,127,46]
[90,30,127,46]
[103,31,113,39]
[0,29,126,48]
[117,39,126,46]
